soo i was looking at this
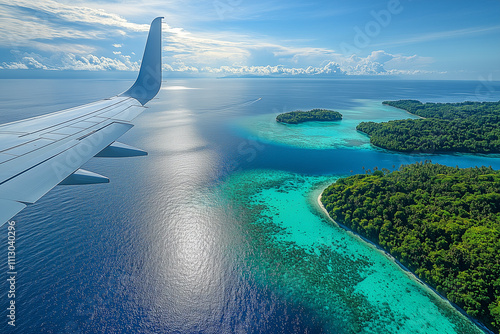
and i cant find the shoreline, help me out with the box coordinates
[315,189,494,334]
[382,102,426,119]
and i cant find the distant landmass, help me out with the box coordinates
[357,100,500,153]
[321,162,500,333]
[276,109,343,124]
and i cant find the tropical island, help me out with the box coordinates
[321,162,500,333]
[276,109,342,124]
[357,100,500,153]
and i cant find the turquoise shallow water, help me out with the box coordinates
[219,170,484,334]
[233,99,420,150]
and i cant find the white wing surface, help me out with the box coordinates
[0,17,163,224]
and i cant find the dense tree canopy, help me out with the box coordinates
[321,162,500,333]
[357,100,500,153]
[276,109,342,124]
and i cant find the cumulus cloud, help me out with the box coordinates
[61,54,139,71]
[200,63,345,77]
[365,50,395,64]
[333,50,435,76]
[0,48,435,77]
[0,62,28,70]
[157,50,436,77]
[22,56,49,70]
[1,50,139,71]
[162,61,365,77]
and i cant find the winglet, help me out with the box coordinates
[121,17,163,105]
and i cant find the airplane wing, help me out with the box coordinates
[0,17,163,225]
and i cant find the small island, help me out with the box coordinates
[357,100,500,153]
[276,109,342,124]
[321,162,500,333]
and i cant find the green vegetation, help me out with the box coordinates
[276,109,342,124]
[357,100,500,153]
[321,162,500,333]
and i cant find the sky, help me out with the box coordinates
[0,0,499,79]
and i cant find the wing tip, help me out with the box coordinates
[120,17,163,105]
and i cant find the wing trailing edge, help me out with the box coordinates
[0,199,26,225]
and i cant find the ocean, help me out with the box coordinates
[1,78,499,333]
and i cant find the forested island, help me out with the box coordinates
[276,109,342,124]
[321,162,500,333]
[357,100,500,153]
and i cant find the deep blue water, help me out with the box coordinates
[0,78,500,334]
